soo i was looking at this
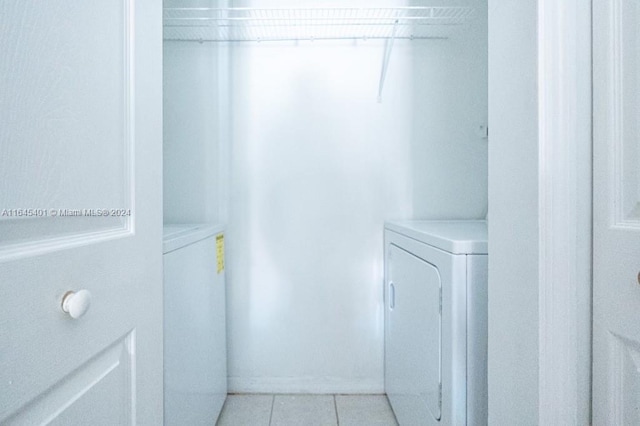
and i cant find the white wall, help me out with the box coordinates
[488,1,593,423]
[163,41,225,224]
[411,5,488,219]
[226,1,487,393]
[227,40,413,393]
[163,43,218,224]
[487,1,539,423]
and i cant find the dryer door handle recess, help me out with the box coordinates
[389,282,395,309]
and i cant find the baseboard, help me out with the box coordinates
[228,376,384,394]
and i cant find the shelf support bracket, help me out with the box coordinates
[377,19,399,103]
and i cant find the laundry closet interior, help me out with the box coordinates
[162,0,488,424]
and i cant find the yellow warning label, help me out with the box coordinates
[216,234,225,274]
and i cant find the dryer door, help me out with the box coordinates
[386,244,442,424]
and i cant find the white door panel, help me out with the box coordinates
[593,0,640,422]
[0,0,134,255]
[386,244,442,424]
[0,0,162,424]
[7,332,135,426]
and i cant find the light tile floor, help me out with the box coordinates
[216,394,398,426]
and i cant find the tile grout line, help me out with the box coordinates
[268,394,275,426]
[333,394,340,425]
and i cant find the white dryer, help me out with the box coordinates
[384,221,487,426]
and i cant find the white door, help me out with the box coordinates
[593,0,640,423]
[0,0,163,424]
[386,244,442,425]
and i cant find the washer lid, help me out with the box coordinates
[163,223,225,254]
[385,220,487,254]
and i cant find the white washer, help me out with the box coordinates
[384,221,487,426]
[163,224,227,425]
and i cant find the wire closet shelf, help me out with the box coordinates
[163,7,475,42]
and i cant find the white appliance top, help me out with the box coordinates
[385,220,487,255]
[163,223,225,254]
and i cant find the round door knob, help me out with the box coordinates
[61,290,92,319]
